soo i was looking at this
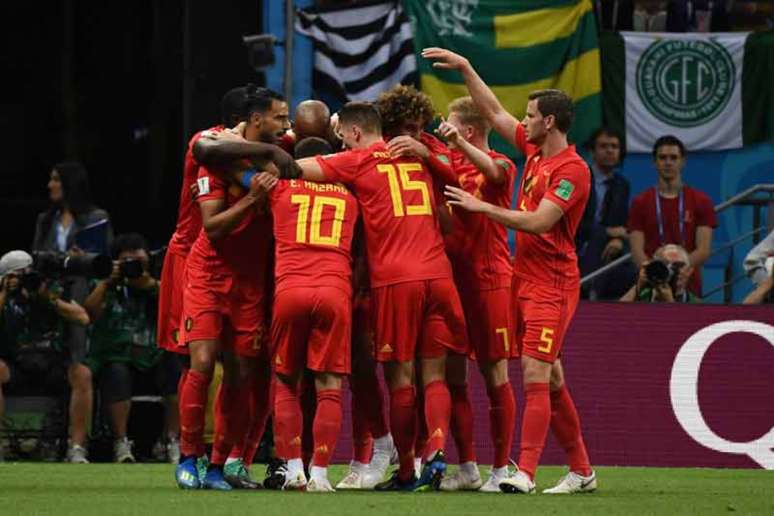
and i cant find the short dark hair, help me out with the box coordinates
[52,161,94,217]
[528,89,575,133]
[220,86,248,126]
[111,233,148,259]
[652,135,687,158]
[294,137,334,159]
[244,84,285,119]
[339,102,382,134]
[586,126,622,150]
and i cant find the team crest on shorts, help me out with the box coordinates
[172,329,180,343]
[184,318,193,332]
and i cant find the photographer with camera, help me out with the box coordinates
[620,244,700,303]
[0,251,90,455]
[83,234,179,463]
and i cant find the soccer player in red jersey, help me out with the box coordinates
[434,97,518,492]
[266,178,359,492]
[156,86,247,463]
[425,47,597,494]
[293,102,468,491]
[175,87,289,491]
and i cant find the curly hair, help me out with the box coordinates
[376,85,435,137]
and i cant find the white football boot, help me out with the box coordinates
[542,471,597,494]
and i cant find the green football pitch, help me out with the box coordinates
[1,463,772,515]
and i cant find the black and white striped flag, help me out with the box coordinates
[295,1,417,105]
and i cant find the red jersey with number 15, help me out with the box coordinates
[167,126,223,256]
[445,149,516,290]
[512,124,590,290]
[269,179,359,294]
[316,140,451,288]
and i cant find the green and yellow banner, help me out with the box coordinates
[405,0,602,151]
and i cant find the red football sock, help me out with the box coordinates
[300,376,316,468]
[350,379,373,464]
[178,369,211,458]
[487,382,517,468]
[414,387,428,458]
[550,385,593,476]
[390,385,417,481]
[312,389,343,468]
[423,380,451,460]
[211,380,249,465]
[230,371,273,466]
[177,367,189,398]
[350,368,389,438]
[273,380,302,460]
[518,382,551,480]
[449,383,476,463]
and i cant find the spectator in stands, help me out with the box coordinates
[620,244,700,302]
[0,250,90,455]
[32,161,114,463]
[730,1,774,31]
[578,127,634,299]
[627,135,716,297]
[83,233,180,463]
[743,229,774,304]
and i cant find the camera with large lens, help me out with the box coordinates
[30,251,113,280]
[644,259,683,290]
[117,247,166,280]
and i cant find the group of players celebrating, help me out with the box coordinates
[157,47,596,494]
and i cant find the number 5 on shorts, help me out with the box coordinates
[538,327,554,354]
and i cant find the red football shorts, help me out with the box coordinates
[271,285,352,376]
[371,278,468,363]
[512,277,579,363]
[180,266,268,359]
[157,250,188,354]
[459,285,517,363]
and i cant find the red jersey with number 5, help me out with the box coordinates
[269,179,359,294]
[316,140,451,287]
[512,124,591,290]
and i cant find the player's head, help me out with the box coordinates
[337,102,382,149]
[244,84,290,144]
[522,89,575,144]
[587,127,623,170]
[220,86,248,127]
[447,96,490,143]
[48,161,94,216]
[294,137,333,159]
[376,84,434,140]
[652,135,686,183]
[294,100,331,142]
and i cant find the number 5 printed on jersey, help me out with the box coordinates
[377,163,432,217]
[291,194,346,247]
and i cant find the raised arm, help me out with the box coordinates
[422,48,519,148]
[436,120,506,184]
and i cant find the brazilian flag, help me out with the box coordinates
[405,0,602,153]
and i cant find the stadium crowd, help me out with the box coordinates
[0,40,771,497]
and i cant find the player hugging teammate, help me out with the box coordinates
[160,45,596,495]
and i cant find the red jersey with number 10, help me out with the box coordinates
[316,140,451,288]
[269,179,359,294]
[512,124,590,290]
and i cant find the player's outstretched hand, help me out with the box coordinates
[421,47,470,71]
[445,185,487,213]
[249,172,279,199]
[387,135,429,159]
[435,118,460,145]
